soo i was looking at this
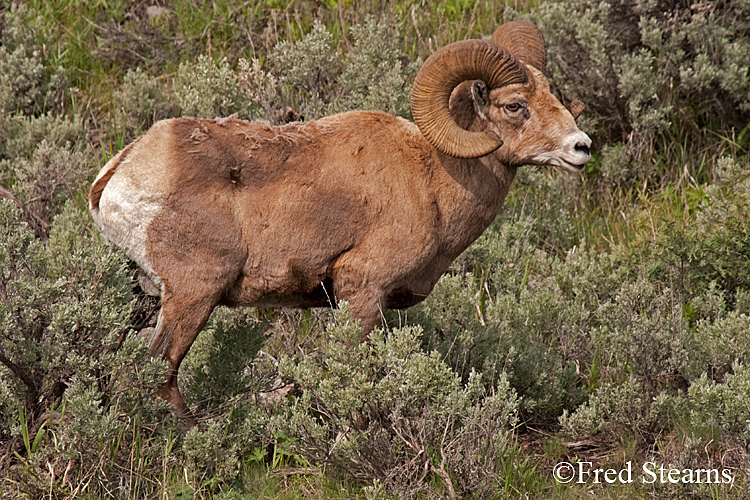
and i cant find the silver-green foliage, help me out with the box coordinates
[0,113,92,238]
[647,156,750,301]
[237,56,278,121]
[515,0,750,189]
[416,216,597,421]
[5,139,91,234]
[173,54,251,119]
[271,305,518,498]
[0,112,86,161]
[680,362,750,439]
[527,0,750,138]
[181,411,268,489]
[176,308,270,488]
[0,5,91,238]
[0,201,171,498]
[270,21,338,120]
[558,157,750,442]
[270,17,416,120]
[333,16,419,118]
[0,4,69,116]
[181,308,268,411]
[593,278,688,392]
[558,281,688,438]
[113,67,175,134]
[415,155,750,447]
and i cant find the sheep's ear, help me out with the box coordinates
[471,80,491,120]
[569,99,585,120]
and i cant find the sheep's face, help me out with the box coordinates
[481,67,591,173]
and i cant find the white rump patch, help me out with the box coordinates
[91,171,164,292]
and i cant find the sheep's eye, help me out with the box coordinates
[505,103,522,113]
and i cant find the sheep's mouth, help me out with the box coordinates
[548,130,592,173]
[558,159,587,173]
[528,154,587,173]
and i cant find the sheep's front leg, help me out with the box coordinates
[332,268,386,341]
[347,292,384,341]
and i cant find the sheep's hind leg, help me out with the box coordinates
[142,196,246,426]
[147,287,221,428]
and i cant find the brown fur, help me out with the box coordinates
[90,66,589,427]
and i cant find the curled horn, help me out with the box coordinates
[491,20,547,74]
[411,39,527,159]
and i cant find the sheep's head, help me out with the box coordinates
[411,21,591,173]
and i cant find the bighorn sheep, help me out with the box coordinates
[90,21,591,424]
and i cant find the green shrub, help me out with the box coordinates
[113,67,175,135]
[173,54,251,119]
[0,112,86,162]
[596,141,639,189]
[181,307,269,413]
[271,305,518,498]
[0,5,88,238]
[593,278,688,393]
[559,396,605,439]
[509,167,580,252]
[0,102,90,239]
[644,156,750,303]
[270,17,418,120]
[270,20,339,120]
[481,279,587,420]
[1,138,92,238]
[561,375,645,438]
[181,407,269,493]
[0,200,173,498]
[681,363,750,440]
[549,242,632,316]
[537,0,750,136]
[2,1,749,497]
[0,4,70,116]
[521,0,750,186]
[556,160,750,446]
[416,217,596,422]
[332,16,419,118]
[684,289,750,382]
[237,56,279,121]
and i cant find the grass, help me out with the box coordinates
[147,456,745,499]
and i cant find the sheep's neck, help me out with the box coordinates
[433,150,517,258]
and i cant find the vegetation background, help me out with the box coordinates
[1,0,749,498]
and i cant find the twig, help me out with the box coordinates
[0,185,20,206]
[0,351,37,393]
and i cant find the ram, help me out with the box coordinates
[90,21,591,424]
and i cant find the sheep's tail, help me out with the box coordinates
[89,136,142,211]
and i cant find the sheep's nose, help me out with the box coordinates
[562,131,592,169]
[574,142,590,157]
